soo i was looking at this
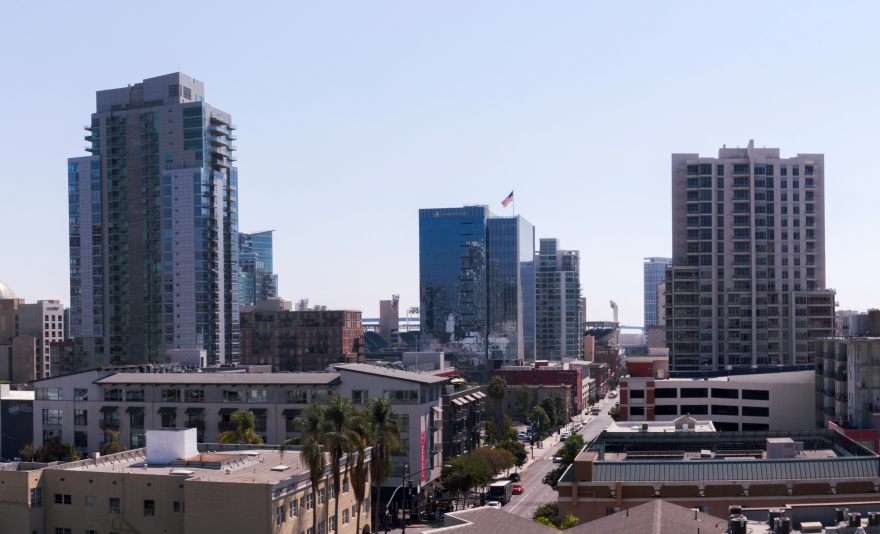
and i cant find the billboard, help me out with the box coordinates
[1,399,33,460]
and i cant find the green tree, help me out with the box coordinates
[539,397,558,427]
[283,402,328,534]
[65,443,84,462]
[533,502,561,528]
[485,416,517,445]
[322,394,359,528]
[19,443,34,462]
[366,398,400,531]
[552,392,566,425]
[487,376,508,434]
[609,364,628,390]
[495,439,528,469]
[609,405,620,422]
[515,385,534,421]
[530,406,552,441]
[217,410,265,445]
[100,430,128,455]
[441,453,493,498]
[349,408,372,534]
[32,440,69,463]
[542,433,586,489]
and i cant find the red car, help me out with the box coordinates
[512,483,524,495]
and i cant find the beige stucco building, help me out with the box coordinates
[0,429,372,534]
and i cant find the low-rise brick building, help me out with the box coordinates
[240,299,364,372]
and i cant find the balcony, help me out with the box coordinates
[86,146,100,153]
[100,419,120,430]
[185,420,205,430]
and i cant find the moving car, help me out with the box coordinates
[553,456,562,463]
[602,426,609,432]
[509,472,520,482]
[517,432,529,440]
[487,501,502,510]
[512,483,524,495]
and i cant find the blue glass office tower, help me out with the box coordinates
[643,257,672,327]
[239,230,279,306]
[419,206,534,373]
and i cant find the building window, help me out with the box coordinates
[352,390,368,404]
[276,505,285,525]
[681,405,708,415]
[247,389,267,403]
[86,496,97,507]
[35,387,63,400]
[343,478,349,493]
[307,493,314,510]
[222,390,243,403]
[29,487,41,507]
[185,389,204,402]
[329,515,337,532]
[74,388,88,401]
[290,500,298,518]
[742,423,769,431]
[54,529,71,534]
[162,389,181,402]
[606,507,620,516]
[43,409,63,425]
[144,500,155,516]
[680,388,708,398]
[110,497,120,514]
[343,508,349,524]
[319,487,325,505]
[396,414,410,432]
[630,407,645,416]
[629,390,645,399]
[654,388,677,398]
[55,494,72,505]
[383,390,419,405]
[287,390,308,403]
[174,501,183,512]
[104,388,123,402]
[126,389,145,402]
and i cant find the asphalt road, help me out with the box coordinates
[504,394,618,520]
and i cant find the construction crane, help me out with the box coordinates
[609,300,618,323]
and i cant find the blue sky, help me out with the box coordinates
[2,1,878,326]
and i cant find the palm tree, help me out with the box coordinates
[349,408,373,534]
[367,398,400,532]
[282,403,328,534]
[101,430,128,455]
[487,376,508,434]
[217,410,264,445]
[323,394,358,531]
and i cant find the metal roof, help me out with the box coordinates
[335,364,448,384]
[94,372,341,386]
[591,457,879,482]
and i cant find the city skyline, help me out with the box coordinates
[4,3,880,327]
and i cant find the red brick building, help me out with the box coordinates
[240,309,364,372]
[588,362,609,396]
[493,362,583,415]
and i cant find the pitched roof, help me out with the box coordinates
[424,507,555,534]
[335,363,449,384]
[568,500,725,534]
[94,372,340,386]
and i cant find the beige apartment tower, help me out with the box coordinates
[665,141,835,371]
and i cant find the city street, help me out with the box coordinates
[378,393,619,534]
[504,394,618,519]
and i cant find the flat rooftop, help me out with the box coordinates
[56,446,316,486]
[607,420,716,433]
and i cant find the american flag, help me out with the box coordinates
[501,191,514,207]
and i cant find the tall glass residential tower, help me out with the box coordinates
[644,257,672,327]
[69,73,239,367]
[419,206,534,375]
[239,230,279,306]
[535,239,583,360]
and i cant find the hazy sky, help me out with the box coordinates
[2,1,879,326]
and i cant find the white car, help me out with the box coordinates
[487,501,502,510]
[602,426,609,432]
[517,432,529,440]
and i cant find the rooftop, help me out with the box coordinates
[94,372,341,385]
[606,419,716,433]
[568,501,725,534]
[335,363,449,384]
[425,507,555,534]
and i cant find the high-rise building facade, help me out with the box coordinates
[0,298,64,379]
[69,73,239,367]
[644,257,672,327]
[419,206,534,372]
[535,239,583,359]
[238,230,278,306]
[665,140,835,371]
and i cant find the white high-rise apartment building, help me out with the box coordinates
[535,238,583,359]
[665,140,835,371]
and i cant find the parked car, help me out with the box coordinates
[602,426,609,432]
[512,483,524,495]
[509,472,520,482]
[517,432,529,440]
[487,501,502,510]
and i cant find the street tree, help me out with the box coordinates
[539,397,558,427]
[542,433,586,488]
[530,406,552,441]
[487,376,509,433]
[495,439,528,469]
[552,392,566,425]
[515,385,534,421]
